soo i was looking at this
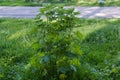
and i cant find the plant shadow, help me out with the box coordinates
[80,19,120,66]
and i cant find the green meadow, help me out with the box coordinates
[0,18,120,79]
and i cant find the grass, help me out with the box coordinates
[0,18,37,61]
[0,18,37,79]
[79,19,120,64]
[75,19,120,79]
[0,0,120,6]
[0,1,42,6]
[75,0,120,6]
[0,18,120,79]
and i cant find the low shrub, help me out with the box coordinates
[22,5,82,80]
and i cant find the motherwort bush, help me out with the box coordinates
[22,5,82,80]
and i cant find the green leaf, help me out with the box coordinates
[0,74,3,78]
[40,55,50,63]
[70,65,77,72]
[57,67,67,73]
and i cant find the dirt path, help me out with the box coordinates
[0,6,120,18]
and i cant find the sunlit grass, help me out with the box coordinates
[0,18,36,59]
[76,0,120,6]
[0,1,41,6]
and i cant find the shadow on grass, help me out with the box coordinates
[80,19,120,66]
[74,19,120,80]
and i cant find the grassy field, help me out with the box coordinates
[0,0,120,6]
[0,18,120,79]
[76,0,120,6]
[0,1,41,6]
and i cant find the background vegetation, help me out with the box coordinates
[0,0,120,6]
